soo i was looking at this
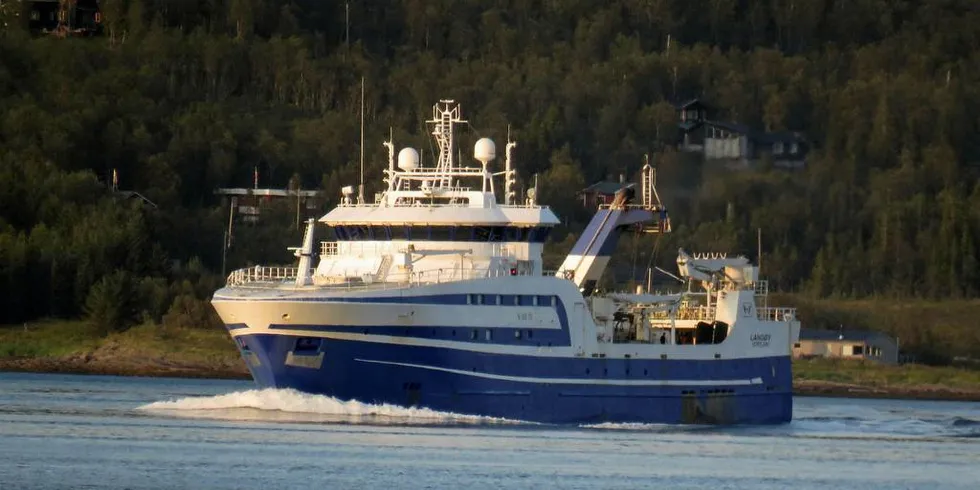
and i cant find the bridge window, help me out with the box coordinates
[529,227,551,243]
[329,225,553,243]
[430,226,453,240]
[473,226,491,241]
[518,295,534,306]
[350,225,370,240]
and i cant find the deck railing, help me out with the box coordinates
[674,305,716,321]
[320,242,339,256]
[226,266,305,286]
[225,265,559,290]
[757,307,797,322]
[320,241,395,257]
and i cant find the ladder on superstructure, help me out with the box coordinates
[427,100,466,189]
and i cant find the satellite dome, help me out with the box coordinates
[474,138,496,165]
[397,147,419,171]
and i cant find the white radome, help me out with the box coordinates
[474,138,496,164]
[397,147,420,171]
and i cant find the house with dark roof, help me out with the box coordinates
[793,328,899,364]
[115,190,158,209]
[672,98,808,168]
[704,121,808,168]
[579,175,631,209]
[674,98,708,152]
[9,0,103,36]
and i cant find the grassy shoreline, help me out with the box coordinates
[2,320,979,402]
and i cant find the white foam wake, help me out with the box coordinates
[581,422,672,431]
[137,388,521,425]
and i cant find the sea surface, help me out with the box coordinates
[0,372,977,490]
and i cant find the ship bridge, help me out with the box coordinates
[307,100,560,287]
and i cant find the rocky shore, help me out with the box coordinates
[793,379,980,402]
[0,355,249,380]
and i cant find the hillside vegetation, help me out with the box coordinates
[1,1,979,362]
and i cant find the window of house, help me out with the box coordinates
[793,342,801,348]
[852,345,864,355]
[773,142,784,155]
[790,142,799,154]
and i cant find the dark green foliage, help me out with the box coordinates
[84,270,137,336]
[0,1,979,360]
[162,294,223,330]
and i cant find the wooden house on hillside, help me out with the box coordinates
[673,97,808,169]
[579,175,632,209]
[9,0,103,36]
[675,98,708,152]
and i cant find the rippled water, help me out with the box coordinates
[0,372,977,489]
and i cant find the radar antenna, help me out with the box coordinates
[426,100,467,189]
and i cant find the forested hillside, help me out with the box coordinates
[1,1,979,358]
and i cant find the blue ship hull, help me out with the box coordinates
[233,332,793,425]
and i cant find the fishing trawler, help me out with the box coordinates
[211,100,801,424]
